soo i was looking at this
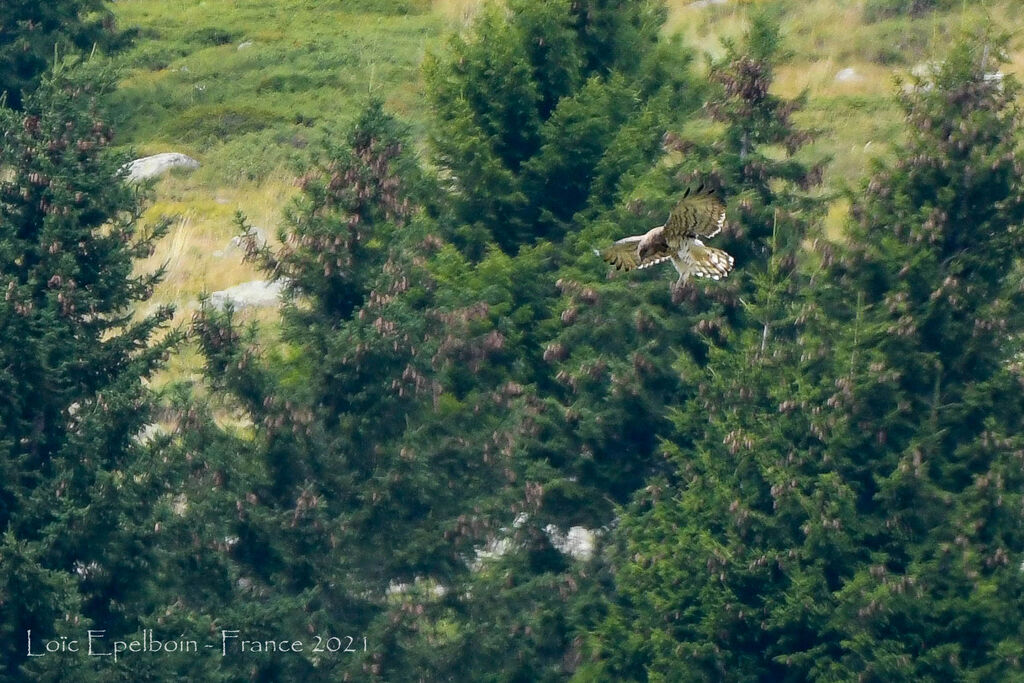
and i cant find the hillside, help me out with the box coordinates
[110,1,1023,367]
[6,1,1024,679]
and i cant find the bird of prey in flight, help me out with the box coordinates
[600,185,734,292]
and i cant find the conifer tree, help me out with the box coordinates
[540,10,823,528]
[425,0,693,253]
[594,32,1024,680]
[411,11,825,680]
[0,68,178,679]
[0,1,116,110]
[701,13,821,288]
[811,34,1024,679]
[150,101,543,680]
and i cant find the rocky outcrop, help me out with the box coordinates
[125,153,200,182]
[230,226,269,250]
[835,67,861,83]
[209,279,288,310]
[545,525,597,562]
[213,227,270,259]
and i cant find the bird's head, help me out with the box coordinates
[636,226,664,260]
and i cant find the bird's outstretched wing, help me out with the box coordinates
[663,184,727,245]
[600,228,673,271]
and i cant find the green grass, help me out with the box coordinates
[666,0,1022,190]
[110,0,465,355]
[109,0,449,174]
[106,0,1023,386]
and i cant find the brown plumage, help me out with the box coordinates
[600,185,734,290]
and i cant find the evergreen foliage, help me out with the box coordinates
[0,68,178,680]
[813,34,1024,678]
[0,1,118,110]
[412,9,827,679]
[540,9,824,529]
[597,32,1024,680]
[6,2,1024,680]
[425,0,694,254]
[145,100,555,679]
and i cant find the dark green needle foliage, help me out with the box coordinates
[5,2,1021,681]
[149,100,550,680]
[702,13,822,283]
[595,31,1024,681]
[0,68,178,680]
[146,2,704,676]
[425,0,695,254]
[812,33,1024,679]
[0,0,120,110]
[426,11,826,680]
[539,10,823,537]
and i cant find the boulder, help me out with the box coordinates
[125,153,199,182]
[907,61,1002,93]
[134,423,167,444]
[545,525,597,562]
[230,226,269,250]
[835,67,861,83]
[209,279,287,311]
[214,227,270,258]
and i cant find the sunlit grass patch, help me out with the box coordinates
[109,0,1024,392]
[794,95,902,190]
[774,60,895,99]
[664,0,749,61]
[110,0,446,383]
[110,1,444,151]
[432,0,486,24]
[823,196,851,241]
[133,173,297,322]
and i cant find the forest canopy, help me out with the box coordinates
[1,1,1023,680]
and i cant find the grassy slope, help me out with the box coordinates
[110,0,461,385]
[107,0,1023,384]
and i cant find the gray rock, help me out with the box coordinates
[835,67,861,83]
[237,41,254,50]
[907,61,1002,93]
[545,525,597,562]
[215,227,269,258]
[209,279,287,311]
[689,0,728,7]
[472,513,529,568]
[125,153,199,182]
[911,61,940,79]
[230,226,269,250]
[135,423,167,444]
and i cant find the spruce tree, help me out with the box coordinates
[594,32,1024,680]
[415,11,826,680]
[425,0,693,253]
[812,34,1024,679]
[0,68,178,679]
[148,101,543,680]
[0,1,116,110]
[539,10,823,529]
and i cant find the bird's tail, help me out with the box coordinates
[691,245,735,281]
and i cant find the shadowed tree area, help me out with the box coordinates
[426,0,695,254]
[2,2,1024,681]
[594,31,1024,681]
[0,1,121,110]
[0,68,179,680]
